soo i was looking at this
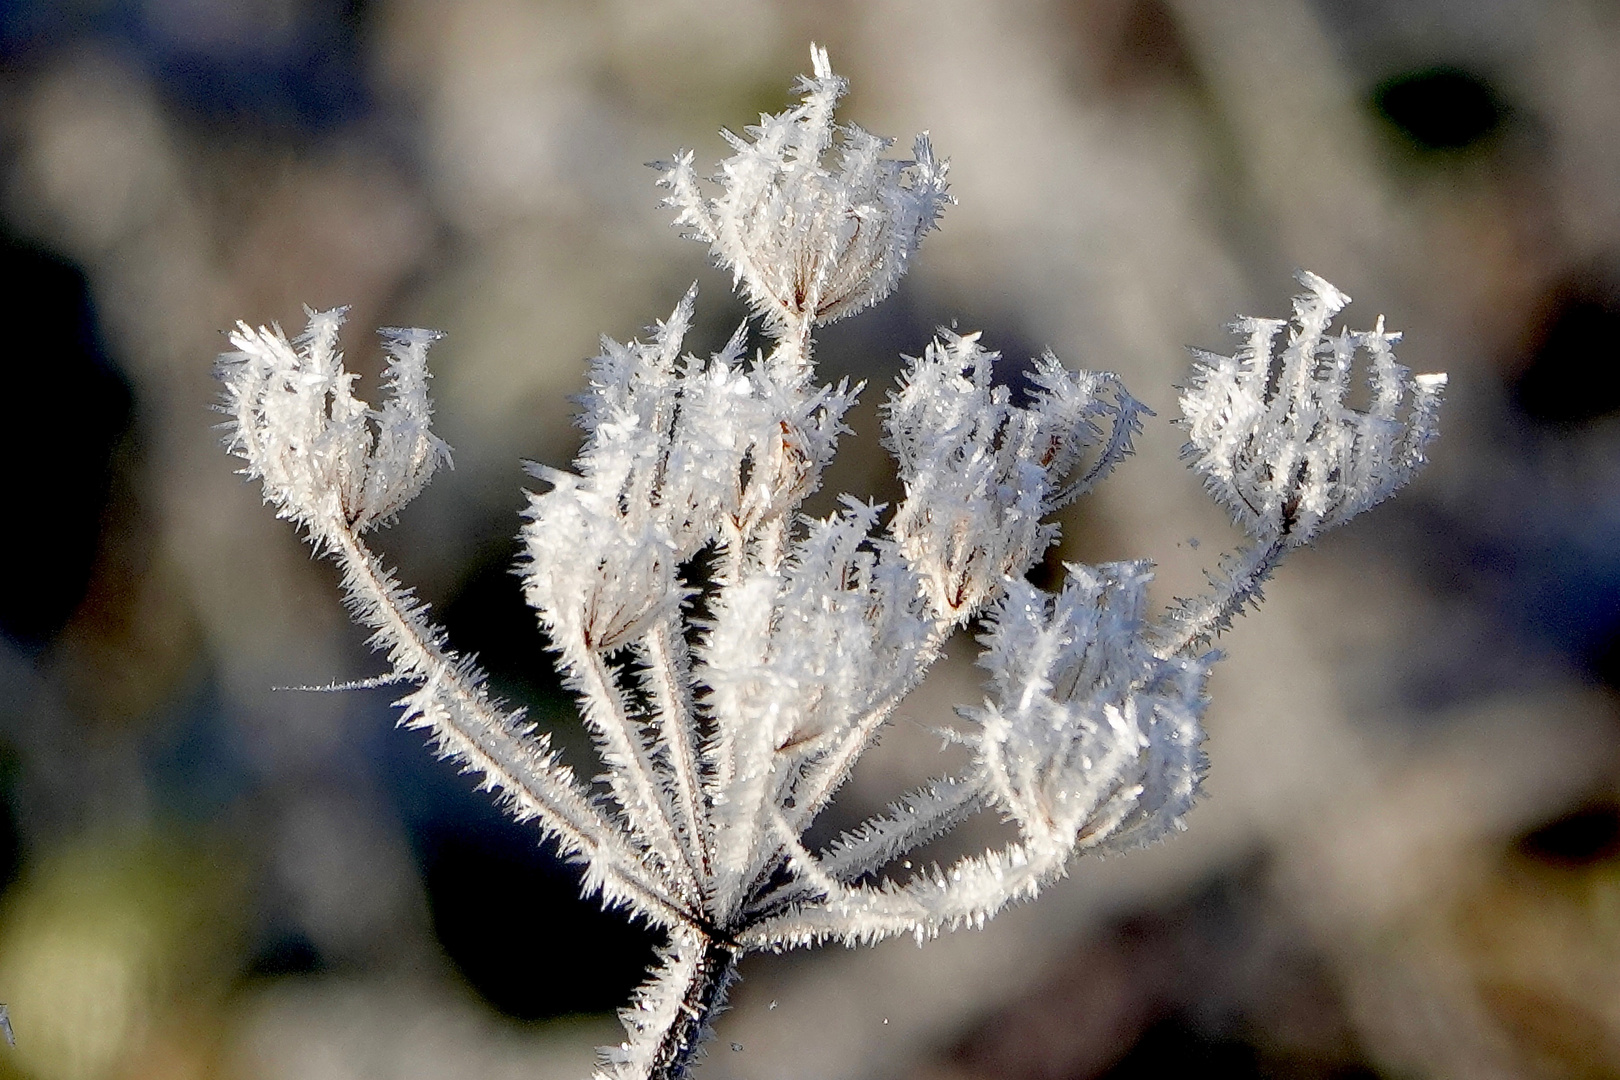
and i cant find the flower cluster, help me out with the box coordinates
[220,310,449,537]
[219,49,1443,1080]
[886,332,1147,621]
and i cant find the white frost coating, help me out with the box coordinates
[1180,270,1446,545]
[885,331,1148,622]
[657,44,950,334]
[963,566,1209,853]
[1158,271,1447,654]
[220,309,451,535]
[218,48,1442,1080]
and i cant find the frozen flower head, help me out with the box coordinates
[1180,271,1447,547]
[219,308,449,538]
[659,45,951,339]
[885,332,1148,622]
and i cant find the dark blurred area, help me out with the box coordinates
[0,0,370,131]
[0,232,129,650]
[0,1,1619,1078]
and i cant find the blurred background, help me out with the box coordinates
[1,0,1619,1077]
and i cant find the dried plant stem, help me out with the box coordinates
[642,620,710,878]
[1152,533,1290,658]
[324,524,691,929]
[217,48,1442,1079]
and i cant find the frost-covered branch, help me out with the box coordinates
[218,314,691,930]
[219,48,1442,1080]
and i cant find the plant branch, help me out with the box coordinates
[1151,531,1290,658]
[324,524,690,929]
[569,639,705,908]
[604,925,739,1080]
[641,619,711,881]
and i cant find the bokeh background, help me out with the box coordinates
[1,0,1619,1077]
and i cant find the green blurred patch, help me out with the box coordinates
[0,832,249,1080]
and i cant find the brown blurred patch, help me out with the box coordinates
[1057,0,1199,97]
[220,153,435,350]
[42,447,203,733]
[918,864,1377,1080]
[1451,792,1620,1078]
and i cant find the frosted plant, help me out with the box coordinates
[218,47,1444,1080]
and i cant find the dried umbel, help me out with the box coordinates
[220,310,449,536]
[1182,271,1445,545]
[219,48,1443,1080]
[1158,271,1448,653]
[659,45,950,335]
[886,332,1147,621]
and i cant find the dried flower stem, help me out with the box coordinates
[218,48,1442,1080]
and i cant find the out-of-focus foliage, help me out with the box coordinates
[0,835,246,1080]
